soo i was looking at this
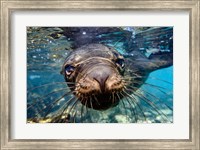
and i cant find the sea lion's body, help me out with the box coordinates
[61,44,173,111]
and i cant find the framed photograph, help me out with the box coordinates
[1,0,199,149]
[27,26,173,124]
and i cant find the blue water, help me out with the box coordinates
[27,27,173,123]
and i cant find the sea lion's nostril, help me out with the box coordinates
[93,74,109,92]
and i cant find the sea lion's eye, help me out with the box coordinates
[65,65,75,77]
[116,59,125,69]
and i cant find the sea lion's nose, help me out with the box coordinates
[88,66,111,93]
[93,73,109,92]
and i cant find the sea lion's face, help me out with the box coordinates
[61,44,126,110]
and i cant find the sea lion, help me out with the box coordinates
[60,43,173,112]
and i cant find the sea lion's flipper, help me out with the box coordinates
[124,26,173,73]
[148,52,173,71]
[125,51,173,74]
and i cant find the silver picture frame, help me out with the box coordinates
[0,0,199,149]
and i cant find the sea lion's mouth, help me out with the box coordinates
[75,92,122,110]
[74,77,125,110]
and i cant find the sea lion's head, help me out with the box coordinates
[61,44,126,110]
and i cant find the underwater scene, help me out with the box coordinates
[27,27,173,123]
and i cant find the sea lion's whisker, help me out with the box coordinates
[85,99,89,117]
[132,91,171,122]
[67,99,79,122]
[73,110,77,123]
[79,97,88,123]
[89,97,94,110]
[115,92,119,99]
[130,86,173,111]
[28,82,75,92]
[116,92,127,120]
[80,97,84,123]
[140,89,173,112]
[43,92,76,119]
[121,98,128,121]
[122,89,147,121]
[127,97,138,122]
[118,92,137,122]
[27,88,71,110]
[31,92,69,120]
[124,79,171,93]
[143,82,171,90]
[124,74,173,85]
[126,85,172,105]
[142,85,172,99]
[81,99,85,122]
[55,96,78,123]
[123,95,138,123]
[83,98,90,123]
[124,73,143,79]
[112,92,115,104]
[148,76,173,85]
[43,91,77,118]
[117,92,135,119]
[126,82,173,98]
[119,91,138,122]
[93,95,100,106]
